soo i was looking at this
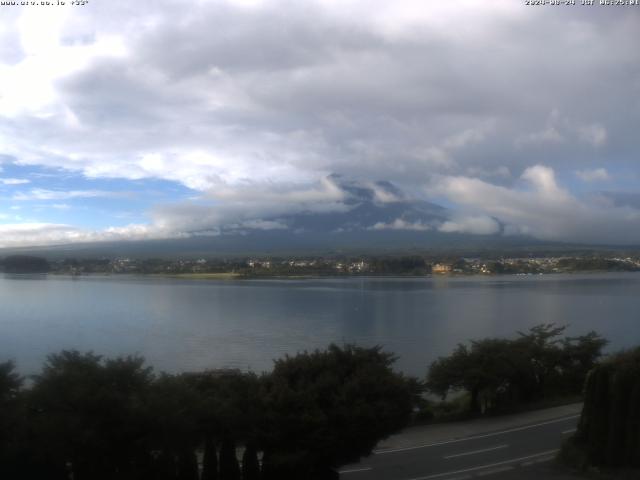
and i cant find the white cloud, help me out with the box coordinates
[366,182,404,204]
[0,176,394,247]
[0,178,30,185]
[0,222,182,249]
[438,215,500,235]
[231,219,288,230]
[0,7,126,118]
[369,218,431,231]
[0,223,80,248]
[207,175,346,206]
[0,214,288,249]
[110,176,358,239]
[12,188,126,201]
[576,168,610,182]
[431,165,640,244]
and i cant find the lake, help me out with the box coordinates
[1,273,639,377]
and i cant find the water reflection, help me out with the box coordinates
[1,273,639,376]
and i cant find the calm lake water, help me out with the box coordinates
[1,273,639,377]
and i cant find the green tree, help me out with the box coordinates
[0,360,21,401]
[427,339,521,413]
[241,442,261,480]
[29,351,154,479]
[146,373,201,476]
[219,437,241,480]
[259,344,418,478]
[514,323,567,398]
[427,325,607,414]
[0,361,26,479]
[186,369,263,480]
[201,436,219,480]
[560,331,608,393]
[426,344,472,404]
[186,369,262,441]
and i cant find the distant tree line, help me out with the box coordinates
[1,255,50,273]
[555,258,638,272]
[4,253,640,277]
[426,324,607,414]
[366,256,429,275]
[0,345,419,480]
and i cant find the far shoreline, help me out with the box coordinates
[6,270,640,281]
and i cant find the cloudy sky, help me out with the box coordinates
[0,0,639,248]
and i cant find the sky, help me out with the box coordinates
[0,0,639,248]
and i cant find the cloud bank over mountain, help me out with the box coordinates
[0,1,639,248]
[2,171,640,249]
[431,166,640,245]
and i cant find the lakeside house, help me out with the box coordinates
[432,263,453,274]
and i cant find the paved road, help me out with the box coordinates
[339,409,580,480]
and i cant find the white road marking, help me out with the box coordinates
[375,415,579,455]
[531,456,555,464]
[561,428,577,435]
[404,449,559,480]
[476,465,514,476]
[444,444,508,459]
[339,467,373,474]
[520,454,556,467]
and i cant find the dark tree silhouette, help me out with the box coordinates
[241,442,261,480]
[186,369,262,479]
[574,347,640,468]
[560,331,609,393]
[28,351,154,479]
[146,373,201,476]
[427,324,608,413]
[0,361,25,479]
[0,360,21,400]
[1,345,418,479]
[219,436,241,480]
[259,344,417,478]
[201,436,219,480]
[2,255,50,273]
[177,449,199,480]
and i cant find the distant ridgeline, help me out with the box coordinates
[1,255,50,273]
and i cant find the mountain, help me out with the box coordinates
[0,178,574,259]
[1,229,564,260]
[279,177,448,234]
